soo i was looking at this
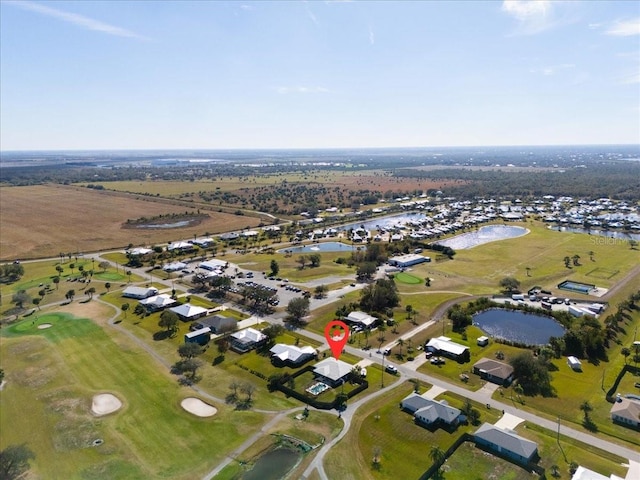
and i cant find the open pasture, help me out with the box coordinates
[0,311,264,479]
[0,184,261,260]
[96,172,456,197]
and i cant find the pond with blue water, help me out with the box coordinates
[435,225,529,250]
[242,447,301,480]
[473,309,566,345]
[277,242,356,253]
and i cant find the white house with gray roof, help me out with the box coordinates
[610,397,640,429]
[270,344,316,367]
[474,423,538,464]
[230,327,267,353]
[400,393,462,429]
[313,358,352,387]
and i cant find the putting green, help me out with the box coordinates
[94,272,126,281]
[395,272,422,284]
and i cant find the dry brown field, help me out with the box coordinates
[0,185,262,260]
[101,172,458,197]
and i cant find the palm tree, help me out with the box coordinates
[563,256,571,268]
[572,254,581,266]
[429,445,446,477]
[621,347,631,364]
[580,400,593,423]
[396,339,405,358]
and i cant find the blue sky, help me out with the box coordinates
[1,0,638,150]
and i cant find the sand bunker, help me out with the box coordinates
[37,323,52,329]
[181,397,217,417]
[91,393,123,416]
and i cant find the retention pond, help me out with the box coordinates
[473,308,566,345]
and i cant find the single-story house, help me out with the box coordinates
[567,356,582,371]
[191,314,236,334]
[139,294,177,311]
[122,286,158,299]
[184,327,211,346]
[169,303,209,321]
[426,336,470,362]
[312,358,352,387]
[472,358,514,386]
[128,247,153,256]
[230,327,267,353]
[167,241,194,252]
[220,232,239,241]
[610,397,640,429]
[270,344,316,367]
[474,423,538,464]
[163,261,188,272]
[345,311,377,329]
[571,465,625,480]
[190,237,214,248]
[388,254,430,268]
[400,393,462,429]
[199,259,228,271]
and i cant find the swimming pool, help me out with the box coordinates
[277,242,355,254]
[558,280,595,294]
[306,382,330,396]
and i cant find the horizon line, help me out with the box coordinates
[2,142,639,154]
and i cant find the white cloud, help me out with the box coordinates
[276,86,330,94]
[369,26,375,45]
[240,5,254,11]
[7,0,149,40]
[502,0,551,21]
[501,0,558,35]
[605,18,640,36]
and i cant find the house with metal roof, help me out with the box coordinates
[190,314,236,334]
[270,344,317,367]
[139,294,177,312]
[169,303,208,321]
[312,358,352,387]
[426,336,470,362]
[571,465,625,480]
[474,423,538,464]
[345,311,377,329]
[230,327,267,353]
[122,286,159,299]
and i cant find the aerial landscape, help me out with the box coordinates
[1,2,639,480]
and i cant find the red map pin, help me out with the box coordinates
[324,320,350,360]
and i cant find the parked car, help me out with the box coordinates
[385,365,398,374]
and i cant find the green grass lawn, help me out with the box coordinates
[0,312,265,480]
[324,383,505,480]
[411,221,639,295]
[393,272,422,284]
[1,258,140,318]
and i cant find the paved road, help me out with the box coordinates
[14,251,639,479]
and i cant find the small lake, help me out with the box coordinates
[277,241,356,253]
[473,309,566,345]
[135,220,192,229]
[435,225,528,250]
[243,447,301,480]
[337,212,430,232]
